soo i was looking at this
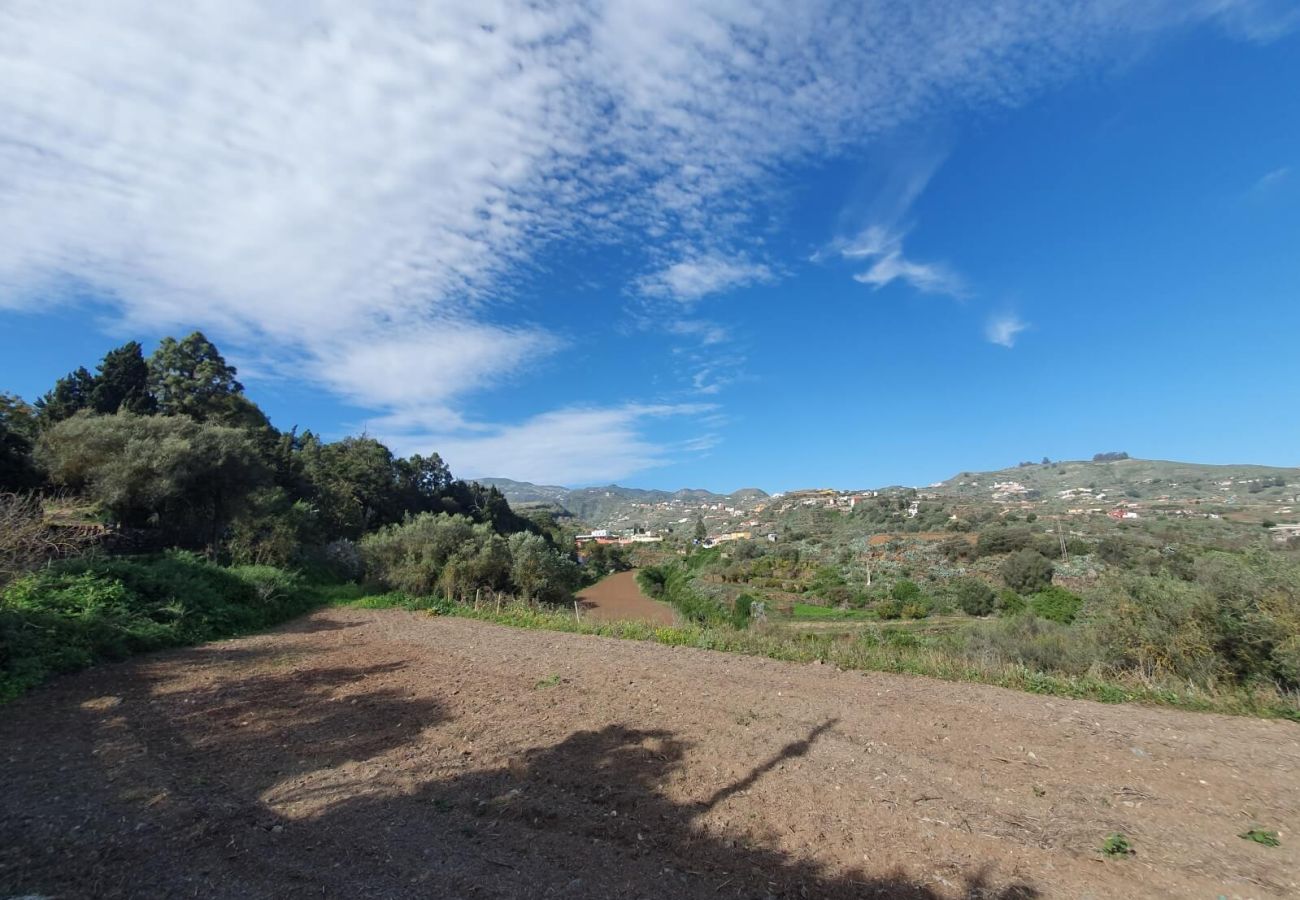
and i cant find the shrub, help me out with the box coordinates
[875,599,902,620]
[890,579,922,603]
[975,527,1036,558]
[1001,549,1054,593]
[963,614,1097,676]
[901,601,930,619]
[1029,585,1084,625]
[0,552,315,700]
[954,578,996,616]
[637,564,727,625]
[732,593,755,629]
[1087,574,1223,685]
[997,589,1026,616]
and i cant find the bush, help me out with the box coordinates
[901,601,930,620]
[0,552,315,700]
[875,599,902,620]
[954,578,996,616]
[975,527,1036,558]
[1029,585,1084,624]
[997,589,1026,616]
[890,579,922,603]
[732,593,755,629]
[963,614,1097,676]
[1001,549,1054,593]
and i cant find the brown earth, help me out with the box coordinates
[575,570,676,626]
[2,608,1297,899]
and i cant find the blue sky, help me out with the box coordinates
[2,1,1298,491]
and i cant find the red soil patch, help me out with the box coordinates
[575,569,676,626]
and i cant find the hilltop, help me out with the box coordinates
[936,456,1299,506]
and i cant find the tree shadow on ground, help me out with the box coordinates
[2,656,1039,899]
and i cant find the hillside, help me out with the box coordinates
[936,457,1300,506]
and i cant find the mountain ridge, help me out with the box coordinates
[480,457,1298,521]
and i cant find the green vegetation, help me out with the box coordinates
[1000,549,1054,594]
[1239,829,1280,847]
[335,592,1300,720]
[0,331,590,699]
[954,578,996,616]
[645,513,1300,717]
[0,552,319,700]
[637,561,729,625]
[1099,834,1133,856]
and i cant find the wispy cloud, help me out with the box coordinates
[1251,166,1291,194]
[852,250,968,297]
[827,225,967,297]
[665,319,730,346]
[985,313,1029,348]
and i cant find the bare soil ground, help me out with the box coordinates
[2,608,1297,899]
[575,570,676,626]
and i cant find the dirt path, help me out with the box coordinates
[575,569,676,625]
[2,609,1297,899]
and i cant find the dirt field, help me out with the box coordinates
[575,570,676,625]
[2,609,1297,899]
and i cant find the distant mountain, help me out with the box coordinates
[476,478,770,524]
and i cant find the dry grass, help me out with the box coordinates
[0,492,100,587]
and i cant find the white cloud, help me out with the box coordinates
[853,252,967,296]
[637,255,772,303]
[321,321,560,410]
[0,0,1287,479]
[384,403,715,486]
[985,313,1029,348]
[665,319,730,346]
[831,225,967,297]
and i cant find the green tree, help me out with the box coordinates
[1001,549,1054,594]
[38,412,269,549]
[396,452,453,511]
[306,437,402,538]
[148,332,268,428]
[694,515,707,543]
[35,367,97,425]
[954,578,996,616]
[90,341,156,415]
[508,532,579,604]
[0,394,43,491]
